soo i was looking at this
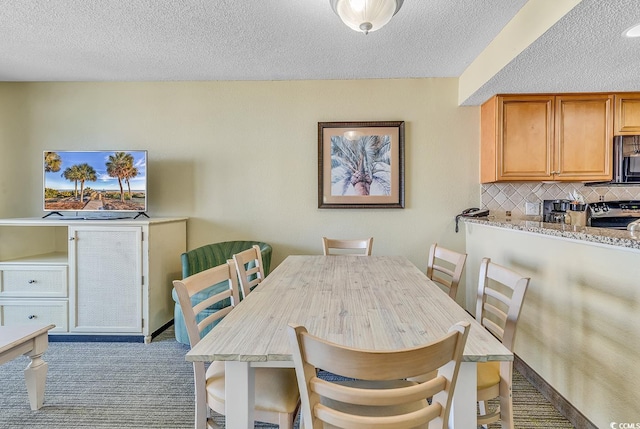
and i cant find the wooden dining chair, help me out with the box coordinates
[322,236,373,256]
[173,240,272,345]
[426,243,467,300]
[288,321,470,429]
[232,244,266,300]
[475,257,529,429]
[173,261,299,429]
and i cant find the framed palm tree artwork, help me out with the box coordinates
[318,121,404,209]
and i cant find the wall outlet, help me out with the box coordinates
[525,202,540,216]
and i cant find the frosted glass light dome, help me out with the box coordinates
[330,0,404,34]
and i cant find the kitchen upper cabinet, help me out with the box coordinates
[555,94,612,180]
[481,94,613,183]
[481,95,553,182]
[614,93,640,135]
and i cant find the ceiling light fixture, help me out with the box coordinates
[330,0,404,35]
[343,130,362,140]
[624,23,640,37]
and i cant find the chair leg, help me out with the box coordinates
[193,362,208,429]
[478,399,487,415]
[278,411,295,429]
[499,361,514,429]
[478,400,488,429]
[499,381,514,429]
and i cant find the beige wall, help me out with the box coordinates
[466,222,640,428]
[0,79,480,296]
[0,83,28,218]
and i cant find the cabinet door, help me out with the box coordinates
[555,94,612,180]
[614,93,640,135]
[69,226,142,333]
[497,96,554,180]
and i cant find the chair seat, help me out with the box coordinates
[477,361,500,390]
[206,361,300,414]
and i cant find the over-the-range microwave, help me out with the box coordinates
[613,135,640,184]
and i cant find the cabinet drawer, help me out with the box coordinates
[0,299,68,331]
[0,265,67,297]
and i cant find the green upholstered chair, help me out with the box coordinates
[172,240,272,345]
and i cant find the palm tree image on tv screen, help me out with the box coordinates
[44,151,147,212]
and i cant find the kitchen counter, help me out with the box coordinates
[463,216,640,250]
[464,222,640,428]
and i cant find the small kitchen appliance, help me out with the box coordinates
[613,136,640,183]
[586,135,640,186]
[543,199,571,223]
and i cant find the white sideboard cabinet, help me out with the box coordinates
[0,217,187,343]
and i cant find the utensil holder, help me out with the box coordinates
[568,210,586,227]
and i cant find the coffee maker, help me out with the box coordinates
[543,199,571,223]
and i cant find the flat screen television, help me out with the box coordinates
[43,150,147,218]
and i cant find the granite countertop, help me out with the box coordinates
[463,216,640,250]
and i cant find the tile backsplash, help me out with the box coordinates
[481,182,640,217]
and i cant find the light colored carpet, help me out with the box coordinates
[0,326,574,428]
[0,327,193,428]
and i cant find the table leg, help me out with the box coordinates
[449,361,476,429]
[24,333,50,410]
[225,361,255,429]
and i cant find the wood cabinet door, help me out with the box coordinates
[555,94,612,180]
[614,93,640,135]
[497,96,554,180]
[69,226,143,333]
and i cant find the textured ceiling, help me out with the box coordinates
[466,0,640,105]
[0,0,639,105]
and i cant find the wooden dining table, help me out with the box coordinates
[186,255,512,429]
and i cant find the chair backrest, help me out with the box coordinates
[180,241,272,278]
[288,321,470,429]
[475,257,529,351]
[322,237,373,256]
[173,260,240,348]
[426,243,467,300]
[232,245,265,300]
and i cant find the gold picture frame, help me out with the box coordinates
[318,121,405,209]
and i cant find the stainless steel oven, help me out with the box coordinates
[588,200,640,229]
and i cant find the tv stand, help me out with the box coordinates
[42,212,150,220]
[0,217,187,343]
